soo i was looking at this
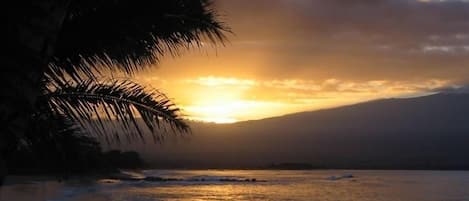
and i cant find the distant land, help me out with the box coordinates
[126,93,469,170]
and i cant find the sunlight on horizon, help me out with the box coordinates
[182,100,287,123]
[144,76,451,124]
[125,0,468,124]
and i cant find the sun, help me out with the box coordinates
[183,100,258,123]
[176,76,255,123]
[177,76,291,123]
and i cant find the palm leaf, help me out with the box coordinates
[44,79,189,143]
[52,0,230,80]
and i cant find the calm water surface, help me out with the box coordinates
[2,170,469,201]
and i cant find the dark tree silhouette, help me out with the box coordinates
[44,67,190,143]
[1,0,228,183]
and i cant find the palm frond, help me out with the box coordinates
[52,0,230,79]
[44,79,189,143]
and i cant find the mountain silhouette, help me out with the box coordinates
[140,93,469,170]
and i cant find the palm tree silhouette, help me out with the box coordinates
[43,68,189,142]
[1,0,229,182]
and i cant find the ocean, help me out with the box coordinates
[1,170,469,201]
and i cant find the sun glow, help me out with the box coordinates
[175,76,294,123]
[184,101,259,123]
[138,74,451,124]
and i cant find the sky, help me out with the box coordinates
[135,0,469,123]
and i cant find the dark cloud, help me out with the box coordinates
[213,0,469,82]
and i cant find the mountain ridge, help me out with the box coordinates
[133,93,469,170]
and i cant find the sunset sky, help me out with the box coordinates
[136,0,469,123]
